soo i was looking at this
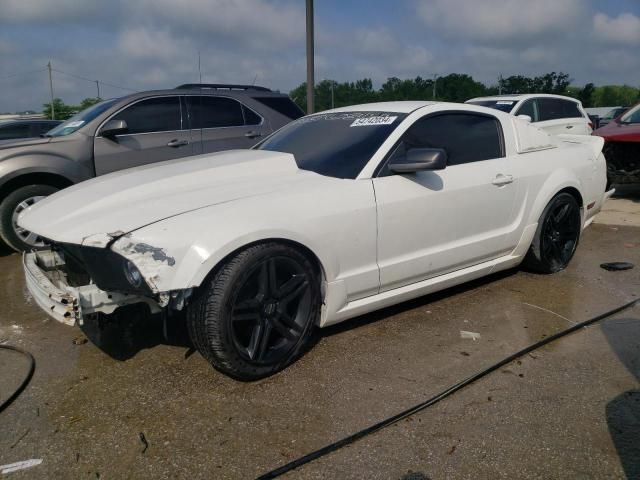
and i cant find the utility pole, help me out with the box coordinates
[305,0,314,114]
[95,80,100,99]
[498,74,503,95]
[47,61,55,120]
[432,74,437,100]
[330,80,335,109]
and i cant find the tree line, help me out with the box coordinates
[289,72,640,113]
[43,72,640,120]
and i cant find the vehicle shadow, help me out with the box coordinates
[601,315,640,479]
[79,305,192,361]
[0,244,15,257]
[79,268,519,363]
[612,184,640,203]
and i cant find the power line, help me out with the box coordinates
[0,68,47,80]
[51,68,137,93]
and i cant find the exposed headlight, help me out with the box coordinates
[123,260,143,288]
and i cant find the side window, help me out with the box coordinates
[537,98,568,121]
[187,96,245,128]
[242,105,262,126]
[389,113,503,168]
[561,100,583,118]
[515,100,537,121]
[111,96,181,134]
[0,124,30,140]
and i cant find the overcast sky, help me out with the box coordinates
[1,0,639,112]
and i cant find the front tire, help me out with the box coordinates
[187,242,321,380]
[522,193,581,274]
[0,184,58,252]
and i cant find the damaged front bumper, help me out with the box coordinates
[23,250,161,326]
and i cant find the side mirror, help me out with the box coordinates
[388,148,447,174]
[100,119,128,137]
[517,114,532,123]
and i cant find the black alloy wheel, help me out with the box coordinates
[230,256,311,364]
[523,192,581,273]
[187,242,320,380]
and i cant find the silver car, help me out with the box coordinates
[0,84,303,251]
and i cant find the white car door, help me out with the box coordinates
[373,112,518,293]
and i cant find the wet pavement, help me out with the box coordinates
[1,222,639,478]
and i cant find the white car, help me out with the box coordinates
[466,94,593,136]
[20,101,611,379]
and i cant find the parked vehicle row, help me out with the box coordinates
[0,84,303,251]
[19,101,610,379]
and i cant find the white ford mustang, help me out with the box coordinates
[19,101,611,379]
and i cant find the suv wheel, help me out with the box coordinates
[0,184,58,252]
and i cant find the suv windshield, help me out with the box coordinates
[467,100,516,113]
[256,111,406,179]
[619,104,640,124]
[45,99,119,137]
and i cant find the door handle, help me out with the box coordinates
[167,139,189,147]
[244,131,262,139]
[565,125,574,129]
[492,174,514,186]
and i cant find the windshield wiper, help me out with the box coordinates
[40,134,53,138]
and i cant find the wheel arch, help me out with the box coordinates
[528,173,586,228]
[190,237,329,299]
[0,171,75,202]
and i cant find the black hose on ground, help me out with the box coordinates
[257,298,639,479]
[0,344,36,415]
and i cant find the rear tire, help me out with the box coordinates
[186,242,321,380]
[522,193,581,274]
[0,184,58,252]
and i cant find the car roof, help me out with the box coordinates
[468,93,581,103]
[324,101,439,114]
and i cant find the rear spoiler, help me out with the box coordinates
[557,134,604,159]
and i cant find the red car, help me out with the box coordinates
[594,103,640,185]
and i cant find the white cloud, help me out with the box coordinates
[593,12,640,45]
[416,0,585,43]
[117,28,193,60]
[131,0,304,50]
[0,0,105,23]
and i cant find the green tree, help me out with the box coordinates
[42,98,77,120]
[78,97,102,110]
[577,83,595,107]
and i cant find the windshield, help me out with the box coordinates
[467,100,516,113]
[256,111,407,179]
[619,104,640,124]
[45,99,119,137]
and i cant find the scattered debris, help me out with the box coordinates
[72,335,88,345]
[600,262,634,271]
[460,351,470,356]
[460,331,481,341]
[139,432,149,454]
[447,445,456,455]
[0,459,43,474]
[623,243,636,248]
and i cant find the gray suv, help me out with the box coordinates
[0,84,303,251]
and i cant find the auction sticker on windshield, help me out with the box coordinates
[350,116,398,127]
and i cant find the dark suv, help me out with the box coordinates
[0,119,61,141]
[0,84,303,251]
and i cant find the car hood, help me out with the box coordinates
[594,121,640,141]
[19,149,318,246]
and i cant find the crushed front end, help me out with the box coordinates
[23,244,168,326]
